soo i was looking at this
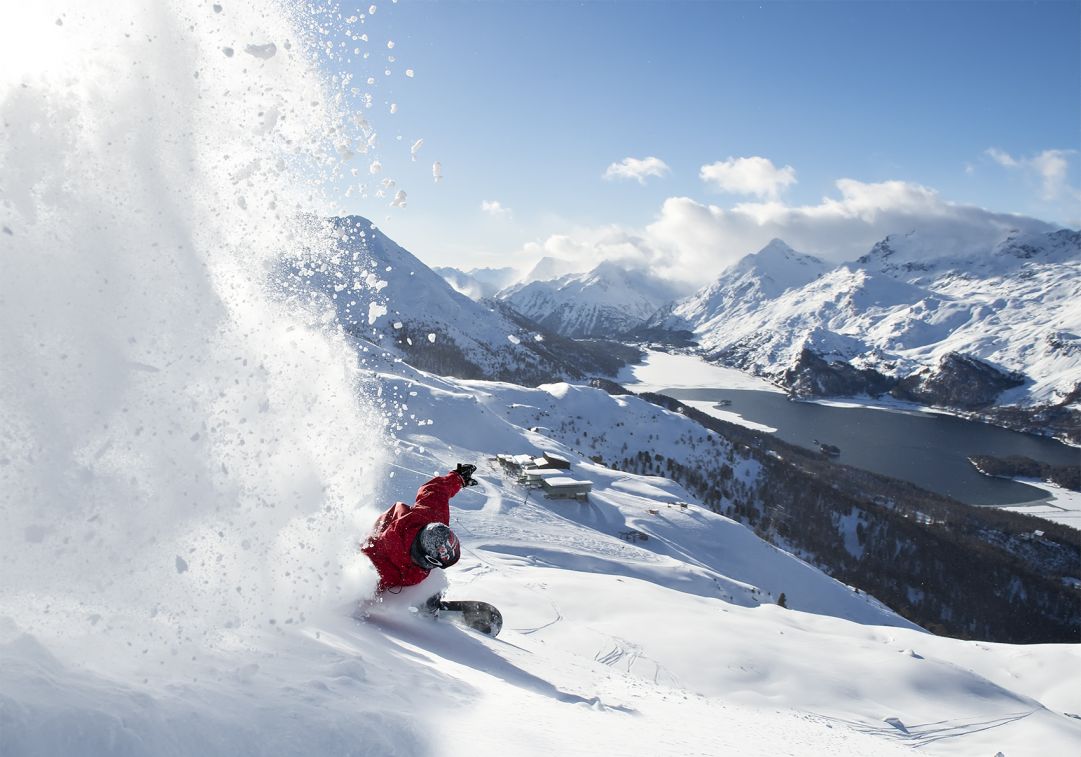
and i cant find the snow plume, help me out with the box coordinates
[0,1,388,648]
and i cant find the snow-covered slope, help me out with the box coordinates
[6,351,1080,756]
[290,217,629,385]
[659,230,1081,408]
[499,260,683,338]
[655,238,831,335]
[299,216,524,353]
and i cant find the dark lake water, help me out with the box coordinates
[661,388,1080,506]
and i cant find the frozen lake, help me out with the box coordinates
[662,386,1078,506]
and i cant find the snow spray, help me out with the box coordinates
[0,1,396,648]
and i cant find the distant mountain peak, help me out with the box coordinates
[657,224,1080,409]
[589,258,629,276]
[994,227,1081,262]
[521,255,589,285]
[435,265,519,300]
[759,238,797,255]
[291,216,636,385]
[716,239,829,298]
[734,238,823,270]
[499,260,681,339]
[855,225,1078,282]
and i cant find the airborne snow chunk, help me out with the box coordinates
[244,43,277,59]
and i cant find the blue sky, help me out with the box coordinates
[329,1,1080,276]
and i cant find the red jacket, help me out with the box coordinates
[361,472,463,592]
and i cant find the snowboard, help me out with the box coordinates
[433,600,503,637]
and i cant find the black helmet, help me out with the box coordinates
[410,523,461,570]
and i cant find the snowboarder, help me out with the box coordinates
[361,463,478,593]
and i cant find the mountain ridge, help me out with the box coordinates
[634,230,1081,439]
[498,260,684,339]
[288,216,639,386]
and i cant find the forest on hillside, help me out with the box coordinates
[597,392,1080,643]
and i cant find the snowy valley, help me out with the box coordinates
[439,228,1081,443]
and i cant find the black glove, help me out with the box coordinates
[455,463,478,487]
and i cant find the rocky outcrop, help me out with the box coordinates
[893,352,1026,410]
[624,323,698,347]
[763,347,1079,443]
[588,377,634,396]
[769,347,1079,442]
[782,349,896,398]
[968,454,1080,490]
[983,383,1081,445]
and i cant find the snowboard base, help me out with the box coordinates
[434,599,503,637]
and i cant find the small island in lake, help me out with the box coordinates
[813,439,841,457]
[968,454,1080,491]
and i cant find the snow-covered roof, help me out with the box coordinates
[540,477,592,491]
[522,468,562,479]
[542,451,571,468]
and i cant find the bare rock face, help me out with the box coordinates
[893,352,1026,409]
[782,348,895,399]
[774,347,1077,443]
[984,382,1081,445]
[588,377,633,396]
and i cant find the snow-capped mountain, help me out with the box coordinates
[855,226,1078,285]
[655,238,831,332]
[520,254,589,284]
[651,230,1081,419]
[435,265,519,300]
[290,217,635,385]
[499,260,684,338]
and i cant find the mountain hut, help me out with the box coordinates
[539,476,592,501]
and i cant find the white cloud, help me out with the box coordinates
[699,156,797,199]
[985,147,1078,202]
[603,156,671,184]
[650,179,1054,279]
[519,226,654,270]
[481,200,512,218]
[985,147,1019,169]
[513,179,1054,289]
